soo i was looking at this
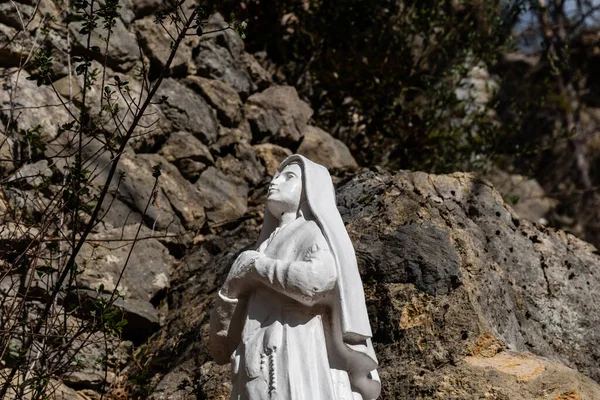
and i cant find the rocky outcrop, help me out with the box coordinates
[141,170,600,400]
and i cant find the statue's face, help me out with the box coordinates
[267,162,303,212]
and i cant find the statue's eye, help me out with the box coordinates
[285,172,296,180]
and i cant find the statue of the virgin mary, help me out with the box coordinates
[210,154,380,400]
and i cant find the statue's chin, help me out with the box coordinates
[266,198,299,219]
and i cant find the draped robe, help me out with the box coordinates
[210,215,362,399]
[210,154,380,400]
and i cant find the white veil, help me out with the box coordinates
[257,154,380,399]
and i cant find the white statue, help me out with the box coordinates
[210,154,380,400]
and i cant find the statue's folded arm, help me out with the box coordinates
[252,245,337,306]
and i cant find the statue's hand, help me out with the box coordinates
[223,250,264,297]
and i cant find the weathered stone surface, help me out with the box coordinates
[96,192,143,230]
[62,370,116,391]
[405,350,600,399]
[118,0,136,25]
[215,142,264,186]
[337,170,600,396]
[487,169,556,224]
[119,153,207,230]
[245,86,313,147]
[253,143,292,177]
[185,76,242,126]
[0,132,14,176]
[0,25,28,68]
[7,159,52,188]
[131,0,162,18]
[0,2,35,30]
[297,125,358,170]
[195,166,248,225]
[51,314,132,374]
[193,14,255,97]
[212,122,253,151]
[134,16,191,75]
[242,52,272,91]
[147,362,197,400]
[159,131,213,182]
[76,225,173,302]
[3,187,51,220]
[49,63,167,153]
[70,18,139,71]
[157,78,219,145]
[0,69,70,141]
[141,169,600,399]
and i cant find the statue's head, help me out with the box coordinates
[266,161,304,220]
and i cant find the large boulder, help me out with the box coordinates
[185,76,243,127]
[138,169,600,399]
[159,131,214,183]
[244,86,313,147]
[195,166,248,225]
[74,224,174,342]
[193,14,255,97]
[0,70,70,142]
[486,169,556,224]
[297,125,358,170]
[70,18,139,72]
[156,78,219,145]
[117,153,207,231]
[134,16,193,76]
[253,143,292,177]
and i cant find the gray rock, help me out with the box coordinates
[0,131,14,177]
[118,152,206,231]
[215,142,264,186]
[62,370,116,391]
[245,86,313,147]
[185,76,242,126]
[48,63,167,153]
[193,14,255,97]
[111,151,184,232]
[42,314,132,379]
[242,52,272,91]
[0,25,28,68]
[357,222,462,295]
[131,0,162,18]
[75,225,173,302]
[147,364,196,400]
[212,122,253,151]
[296,125,358,170]
[95,191,143,231]
[118,0,136,25]
[252,143,292,177]
[486,169,556,224]
[0,70,70,141]
[134,16,192,75]
[159,131,213,182]
[7,159,52,188]
[195,166,248,225]
[157,78,218,145]
[0,2,35,30]
[3,187,51,219]
[0,275,19,298]
[70,18,139,71]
